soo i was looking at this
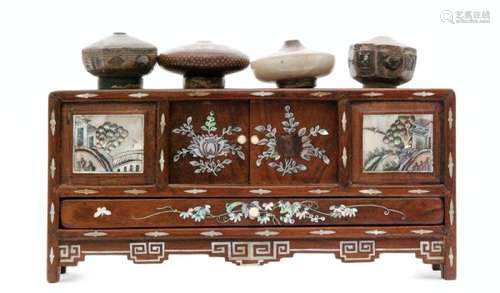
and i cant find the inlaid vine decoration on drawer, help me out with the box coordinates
[254,105,330,176]
[132,201,406,225]
[172,111,245,176]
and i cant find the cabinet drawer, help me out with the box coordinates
[61,198,443,228]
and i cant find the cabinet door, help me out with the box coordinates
[61,102,156,186]
[250,100,338,184]
[169,101,249,184]
[351,101,443,184]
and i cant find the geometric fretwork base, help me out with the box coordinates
[54,238,448,270]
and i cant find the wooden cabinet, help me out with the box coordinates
[47,89,456,282]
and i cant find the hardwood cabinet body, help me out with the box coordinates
[47,88,456,282]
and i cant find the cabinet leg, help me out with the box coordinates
[61,266,66,274]
[432,264,441,271]
[47,244,60,283]
[441,238,456,280]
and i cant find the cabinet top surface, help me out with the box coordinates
[50,88,455,102]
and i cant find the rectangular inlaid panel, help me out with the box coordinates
[73,114,144,174]
[363,114,433,173]
[60,197,443,228]
[351,102,443,184]
[60,102,157,186]
[168,101,250,184]
[250,100,338,184]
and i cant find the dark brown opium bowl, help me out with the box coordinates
[348,36,417,88]
[158,41,249,89]
[82,32,157,89]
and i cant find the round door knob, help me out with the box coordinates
[248,207,260,220]
[250,135,260,145]
[237,135,247,145]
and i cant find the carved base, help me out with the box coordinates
[98,77,143,89]
[277,77,317,88]
[48,236,455,282]
[184,75,225,89]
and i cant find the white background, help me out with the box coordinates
[0,0,498,291]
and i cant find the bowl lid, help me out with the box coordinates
[269,40,322,57]
[83,32,157,51]
[158,41,249,74]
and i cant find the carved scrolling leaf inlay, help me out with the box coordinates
[133,200,406,225]
[172,111,245,176]
[254,105,330,176]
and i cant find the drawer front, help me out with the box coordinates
[61,198,443,228]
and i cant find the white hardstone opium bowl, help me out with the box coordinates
[251,40,335,88]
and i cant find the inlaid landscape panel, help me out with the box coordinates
[363,114,433,173]
[73,114,144,174]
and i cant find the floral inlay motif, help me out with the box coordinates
[254,105,330,176]
[133,201,406,225]
[172,111,245,176]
